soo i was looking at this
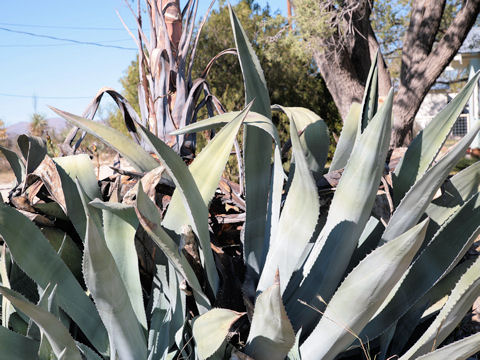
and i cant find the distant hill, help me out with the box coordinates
[6,117,67,138]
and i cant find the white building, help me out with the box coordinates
[415,27,480,147]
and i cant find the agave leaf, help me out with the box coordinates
[0,325,39,360]
[0,244,13,328]
[53,154,100,241]
[41,229,82,283]
[163,102,250,231]
[89,199,147,331]
[389,258,474,356]
[0,286,82,360]
[427,161,480,224]
[245,273,295,360]
[301,220,428,360]
[415,332,480,360]
[170,111,240,135]
[287,330,302,360]
[344,217,384,275]
[284,90,393,336]
[79,183,147,360]
[133,123,219,298]
[229,5,273,276]
[36,285,56,360]
[258,113,319,293]
[228,7,270,118]
[359,52,379,133]
[193,309,244,360]
[329,102,362,172]
[147,305,170,360]
[418,160,480,264]
[0,145,25,184]
[0,203,108,355]
[170,110,284,271]
[17,134,47,175]
[272,105,329,177]
[50,106,158,172]
[360,191,480,343]
[393,71,480,204]
[135,181,211,311]
[76,342,104,360]
[399,256,480,359]
[382,120,480,243]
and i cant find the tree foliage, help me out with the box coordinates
[193,0,340,137]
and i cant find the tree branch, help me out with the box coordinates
[424,0,480,83]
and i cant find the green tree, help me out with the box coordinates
[192,0,340,137]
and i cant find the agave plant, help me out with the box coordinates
[62,0,233,159]
[1,6,480,360]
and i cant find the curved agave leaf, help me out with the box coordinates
[388,258,475,356]
[427,161,480,224]
[287,330,302,360]
[382,120,480,243]
[193,309,244,360]
[258,113,319,293]
[245,273,295,360]
[0,286,82,360]
[36,284,57,360]
[329,102,362,172]
[76,342,104,360]
[360,191,480,344]
[272,105,329,177]
[393,71,480,204]
[420,160,480,254]
[344,217,384,275]
[79,183,147,359]
[134,181,211,312]
[359,52,379,133]
[0,145,25,184]
[170,110,284,273]
[399,256,480,359]
[133,123,219,298]
[229,5,273,276]
[41,228,82,283]
[0,244,13,328]
[163,102,251,231]
[170,111,241,135]
[17,134,47,175]
[415,332,480,360]
[50,106,158,172]
[89,199,147,331]
[300,220,428,360]
[53,154,101,241]
[0,204,108,355]
[284,90,393,336]
[0,325,39,360]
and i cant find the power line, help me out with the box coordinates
[0,93,91,100]
[0,22,130,31]
[0,38,134,48]
[0,27,137,51]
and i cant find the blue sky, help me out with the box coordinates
[0,1,286,127]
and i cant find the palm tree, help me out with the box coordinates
[30,113,47,137]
